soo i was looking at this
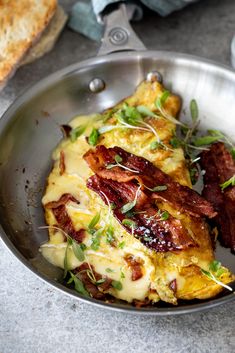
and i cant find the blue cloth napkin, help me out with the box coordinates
[68,0,198,41]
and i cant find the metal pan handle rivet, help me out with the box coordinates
[98,4,146,56]
[146,71,163,83]
[109,27,128,46]
[89,78,106,93]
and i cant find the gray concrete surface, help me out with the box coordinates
[1,0,235,352]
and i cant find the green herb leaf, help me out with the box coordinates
[120,270,125,279]
[110,202,116,210]
[209,260,221,273]
[150,140,167,151]
[200,268,232,291]
[125,210,135,218]
[231,147,235,160]
[181,125,189,136]
[106,268,115,273]
[118,241,125,249]
[67,277,73,285]
[193,135,221,146]
[114,154,122,163]
[91,228,104,251]
[201,268,212,278]
[159,210,169,221]
[170,136,181,148]
[111,280,123,291]
[70,124,87,142]
[88,213,100,230]
[143,236,152,242]
[150,140,160,150]
[86,269,96,283]
[193,129,224,147]
[106,225,115,244]
[102,110,114,123]
[136,105,156,118]
[208,260,227,278]
[72,240,85,262]
[122,219,137,228]
[151,185,167,192]
[91,237,100,251]
[106,154,123,169]
[106,163,116,170]
[69,271,89,296]
[216,268,227,277]
[220,175,235,191]
[80,243,87,251]
[190,99,198,122]
[98,125,116,134]
[96,278,106,285]
[121,200,136,214]
[88,128,100,146]
[207,129,224,137]
[189,167,198,185]
[122,104,142,125]
[156,90,170,109]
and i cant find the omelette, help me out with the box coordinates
[41,79,233,306]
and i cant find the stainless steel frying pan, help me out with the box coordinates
[0,4,234,315]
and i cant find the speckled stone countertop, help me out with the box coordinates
[0,1,235,352]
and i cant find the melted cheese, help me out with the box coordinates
[41,80,233,304]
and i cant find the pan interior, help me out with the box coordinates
[0,52,234,313]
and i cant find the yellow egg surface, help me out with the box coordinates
[41,80,233,305]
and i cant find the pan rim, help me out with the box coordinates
[0,50,235,315]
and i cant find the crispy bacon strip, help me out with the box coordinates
[45,193,85,243]
[124,254,143,281]
[87,175,196,252]
[74,263,112,299]
[200,142,235,253]
[84,145,216,218]
[59,150,66,176]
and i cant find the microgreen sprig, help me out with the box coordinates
[159,210,170,221]
[118,241,125,249]
[144,184,167,192]
[106,268,115,273]
[70,124,87,142]
[190,99,198,122]
[121,185,141,214]
[88,128,100,146]
[111,280,123,291]
[88,212,100,231]
[106,154,139,173]
[67,271,89,296]
[155,90,185,127]
[193,129,235,150]
[220,175,235,191]
[39,225,87,276]
[106,225,116,244]
[115,103,161,142]
[201,260,233,291]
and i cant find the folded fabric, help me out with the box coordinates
[68,0,198,41]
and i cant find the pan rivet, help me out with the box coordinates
[109,28,128,46]
[89,78,106,93]
[146,71,162,83]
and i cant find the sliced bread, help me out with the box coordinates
[0,0,57,89]
[21,5,68,66]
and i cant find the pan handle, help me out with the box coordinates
[97,3,146,56]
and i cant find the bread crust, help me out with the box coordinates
[0,0,57,88]
[21,6,68,66]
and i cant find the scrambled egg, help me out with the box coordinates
[41,80,233,305]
